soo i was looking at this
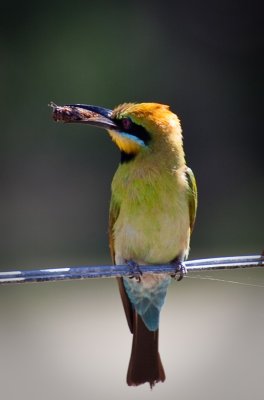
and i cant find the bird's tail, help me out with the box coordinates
[127,312,165,388]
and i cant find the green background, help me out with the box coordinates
[0,1,263,399]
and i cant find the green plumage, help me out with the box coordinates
[63,101,197,387]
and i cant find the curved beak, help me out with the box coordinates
[50,102,118,130]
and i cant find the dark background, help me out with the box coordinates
[0,1,263,399]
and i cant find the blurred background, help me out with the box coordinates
[0,0,263,399]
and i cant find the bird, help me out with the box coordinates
[60,102,197,388]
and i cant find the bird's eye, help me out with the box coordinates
[121,118,132,131]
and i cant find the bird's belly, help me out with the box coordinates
[114,203,190,265]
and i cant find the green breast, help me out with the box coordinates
[111,159,190,264]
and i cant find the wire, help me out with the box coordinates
[0,254,263,285]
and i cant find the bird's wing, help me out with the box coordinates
[109,198,119,264]
[185,167,198,233]
[109,198,134,333]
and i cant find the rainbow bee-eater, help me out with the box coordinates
[59,102,197,387]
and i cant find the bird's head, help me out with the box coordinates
[62,102,184,164]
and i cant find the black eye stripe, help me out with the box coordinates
[121,118,132,130]
[113,118,151,145]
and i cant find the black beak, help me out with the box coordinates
[50,102,118,130]
[66,104,118,130]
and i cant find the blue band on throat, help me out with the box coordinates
[119,131,147,147]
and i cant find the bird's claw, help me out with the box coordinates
[125,260,142,282]
[170,260,187,281]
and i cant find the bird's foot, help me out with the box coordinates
[125,260,142,283]
[170,259,187,281]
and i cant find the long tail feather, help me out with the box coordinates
[127,312,165,388]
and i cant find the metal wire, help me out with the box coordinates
[0,254,263,285]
